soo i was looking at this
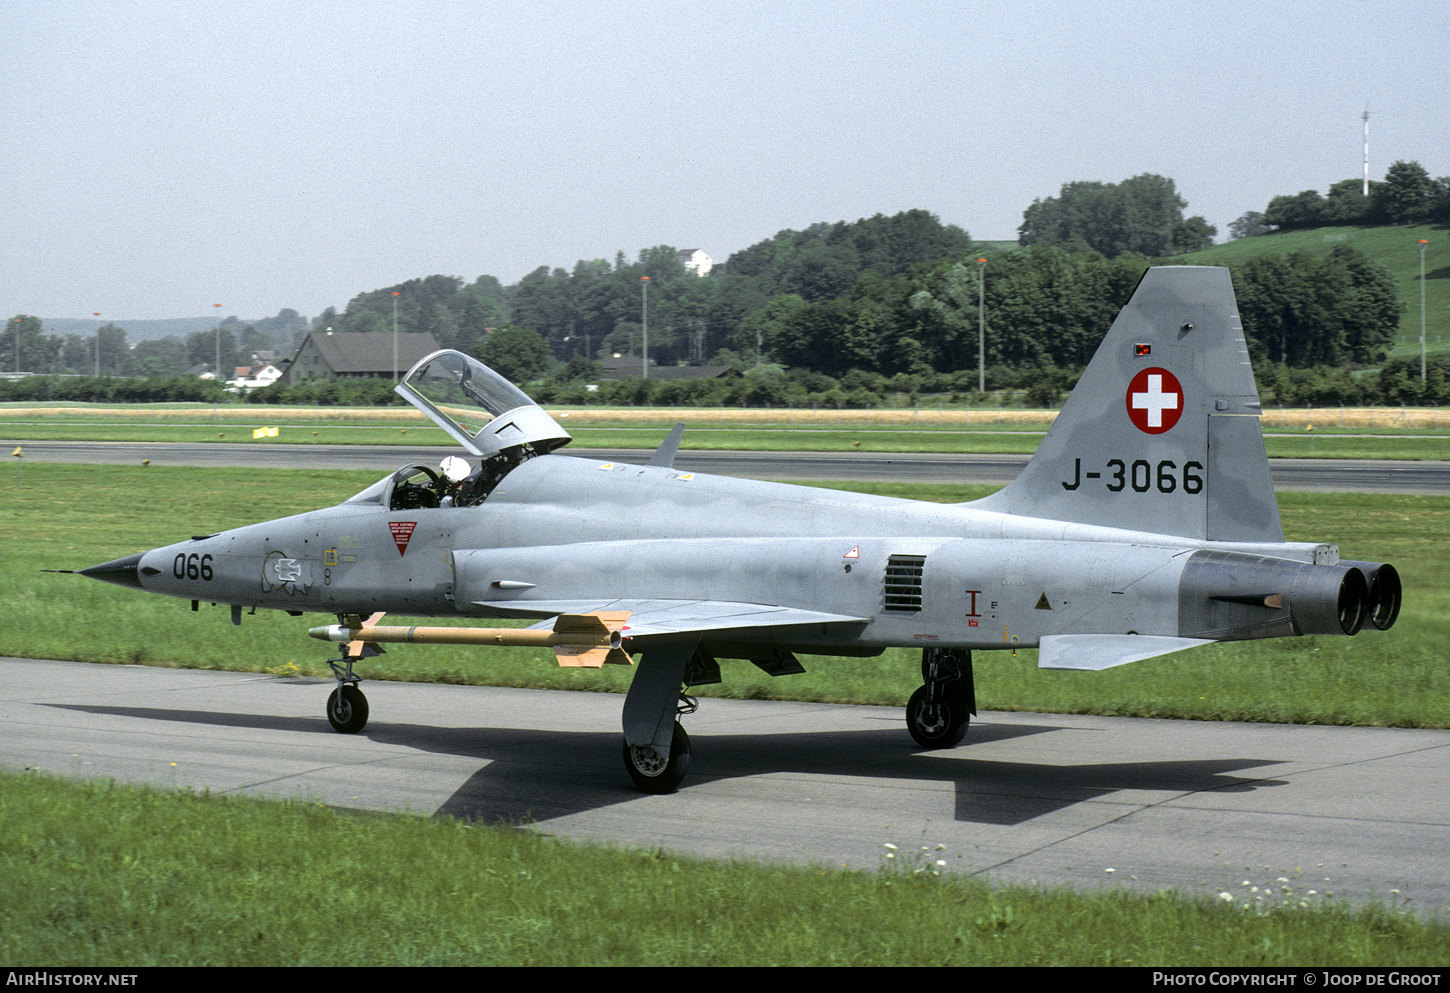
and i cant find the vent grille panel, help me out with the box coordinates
[884,555,926,612]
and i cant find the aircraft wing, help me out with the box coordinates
[481,598,870,640]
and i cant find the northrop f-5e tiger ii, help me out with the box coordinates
[77,267,1401,792]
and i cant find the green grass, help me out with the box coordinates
[2,770,1444,966]
[6,465,1447,728]
[5,409,1450,459]
[1167,223,1450,362]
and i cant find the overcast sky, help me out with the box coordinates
[3,0,1445,323]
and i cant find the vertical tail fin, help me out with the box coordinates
[972,266,1281,542]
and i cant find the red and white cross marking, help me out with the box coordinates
[1125,368,1184,434]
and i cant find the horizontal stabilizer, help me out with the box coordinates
[1037,634,1211,671]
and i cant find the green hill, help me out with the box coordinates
[1162,224,1449,362]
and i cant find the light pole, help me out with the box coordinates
[392,291,401,382]
[213,303,223,382]
[93,313,101,376]
[640,276,650,380]
[1420,240,1429,383]
[976,257,987,394]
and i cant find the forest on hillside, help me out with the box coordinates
[5,165,1443,405]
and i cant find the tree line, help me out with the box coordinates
[0,310,309,379]
[8,350,1446,409]
[1231,159,1450,237]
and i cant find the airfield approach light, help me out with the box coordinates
[1421,240,1430,382]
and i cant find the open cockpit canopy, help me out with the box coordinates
[395,349,571,458]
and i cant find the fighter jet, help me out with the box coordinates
[77,267,1400,793]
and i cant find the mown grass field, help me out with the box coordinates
[4,768,1446,966]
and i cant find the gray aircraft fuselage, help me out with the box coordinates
[130,441,1353,660]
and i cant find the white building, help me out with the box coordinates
[677,249,713,277]
[229,363,284,390]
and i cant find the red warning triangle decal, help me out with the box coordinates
[388,521,417,556]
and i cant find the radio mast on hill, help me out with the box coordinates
[1362,107,1371,196]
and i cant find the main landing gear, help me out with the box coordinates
[906,647,975,748]
[620,640,699,794]
[623,718,693,794]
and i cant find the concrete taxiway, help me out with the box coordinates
[4,656,1446,913]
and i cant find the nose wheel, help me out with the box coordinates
[327,684,369,733]
[326,657,369,733]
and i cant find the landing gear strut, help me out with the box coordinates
[906,647,974,748]
[326,656,369,733]
[621,640,698,793]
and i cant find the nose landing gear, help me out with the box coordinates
[326,656,369,734]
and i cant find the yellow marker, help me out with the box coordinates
[11,446,20,457]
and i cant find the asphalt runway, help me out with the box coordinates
[3,656,1446,912]
[8,439,1450,492]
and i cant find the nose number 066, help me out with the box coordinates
[173,552,214,581]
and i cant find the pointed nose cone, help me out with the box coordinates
[80,552,146,590]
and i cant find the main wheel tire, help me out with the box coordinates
[327,685,369,734]
[906,685,969,749]
[623,722,691,794]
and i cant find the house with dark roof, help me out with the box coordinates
[282,331,441,385]
[676,249,713,276]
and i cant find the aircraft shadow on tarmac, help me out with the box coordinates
[46,703,1290,827]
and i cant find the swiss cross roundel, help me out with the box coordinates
[1125,367,1184,434]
